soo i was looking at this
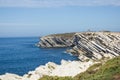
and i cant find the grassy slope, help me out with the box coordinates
[39,56,120,80]
[45,32,76,38]
[75,57,120,80]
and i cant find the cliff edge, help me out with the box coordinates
[37,33,75,48]
[69,32,120,61]
[38,32,120,61]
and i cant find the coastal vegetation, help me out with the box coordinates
[39,76,73,80]
[39,56,120,80]
[46,32,75,38]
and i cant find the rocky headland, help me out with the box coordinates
[37,33,75,48]
[38,32,120,61]
[0,32,120,80]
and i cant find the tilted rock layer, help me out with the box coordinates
[37,33,75,48]
[69,32,120,61]
[38,32,120,60]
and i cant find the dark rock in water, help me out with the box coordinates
[38,32,120,61]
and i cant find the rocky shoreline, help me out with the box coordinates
[0,32,120,80]
[38,32,120,61]
[0,60,97,80]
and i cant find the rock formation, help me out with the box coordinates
[68,32,120,61]
[38,32,120,61]
[37,33,75,48]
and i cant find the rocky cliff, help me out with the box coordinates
[38,32,120,61]
[37,33,75,48]
[68,32,120,61]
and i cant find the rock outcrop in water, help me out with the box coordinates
[37,33,75,48]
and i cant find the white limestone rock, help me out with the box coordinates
[0,73,22,80]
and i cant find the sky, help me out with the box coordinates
[0,0,120,37]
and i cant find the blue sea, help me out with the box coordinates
[0,37,78,76]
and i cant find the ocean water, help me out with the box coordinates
[0,37,78,76]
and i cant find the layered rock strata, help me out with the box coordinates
[37,33,75,48]
[68,32,120,61]
[38,32,120,61]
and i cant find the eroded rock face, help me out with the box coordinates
[69,32,120,61]
[38,32,120,61]
[37,33,75,48]
[37,36,72,48]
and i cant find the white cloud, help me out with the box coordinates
[0,0,120,7]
